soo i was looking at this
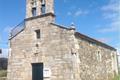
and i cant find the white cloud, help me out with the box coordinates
[74,9,88,17]
[101,0,120,20]
[99,23,120,33]
[102,12,118,19]
[103,1,119,14]
[67,12,72,16]
[0,35,2,43]
[99,0,120,33]
[117,48,120,52]
[75,10,83,16]
[98,22,120,33]
[0,48,8,58]
[116,44,120,55]
[74,10,82,16]
[67,9,89,17]
[97,0,120,54]
[97,37,111,43]
[3,26,14,33]
[101,3,119,13]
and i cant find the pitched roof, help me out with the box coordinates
[75,32,116,51]
[51,23,116,51]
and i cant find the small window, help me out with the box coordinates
[32,7,37,16]
[89,42,95,47]
[35,29,40,39]
[96,50,102,61]
[41,5,45,14]
[41,0,46,14]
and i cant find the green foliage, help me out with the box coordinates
[113,75,120,80]
[0,70,7,77]
[0,58,8,70]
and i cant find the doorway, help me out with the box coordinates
[32,63,43,80]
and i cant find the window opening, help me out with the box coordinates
[32,7,37,16]
[96,50,102,61]
[35,29,40,39]
[41,0,46,14]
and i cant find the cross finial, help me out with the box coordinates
[70,22,76,29]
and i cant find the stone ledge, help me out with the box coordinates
[25,13,56,21]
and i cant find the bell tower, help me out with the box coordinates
[26,0,54,18]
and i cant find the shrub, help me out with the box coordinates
[0,58,8,70]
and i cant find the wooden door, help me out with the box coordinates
[32,63,43,80]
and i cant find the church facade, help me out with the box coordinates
[7,0,118,80]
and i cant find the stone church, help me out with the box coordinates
[7,0,118,80]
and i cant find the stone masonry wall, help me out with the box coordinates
[7,15,77,80]
[7,15,118,80]
[26,0,54,18]
[75,35,117,80]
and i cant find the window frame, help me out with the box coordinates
[41,0,46,14]
[41,5,46,14]
[35,29,41,39]
[96,50,102,61]
[32,7,37,17]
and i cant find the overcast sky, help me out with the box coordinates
[0,0,120,57]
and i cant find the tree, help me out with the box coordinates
[0,58,8,70]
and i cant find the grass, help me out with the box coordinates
[113,75,120,80]
[0,70,7,77]
[0,70,7,80]
[0,70,120,80]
